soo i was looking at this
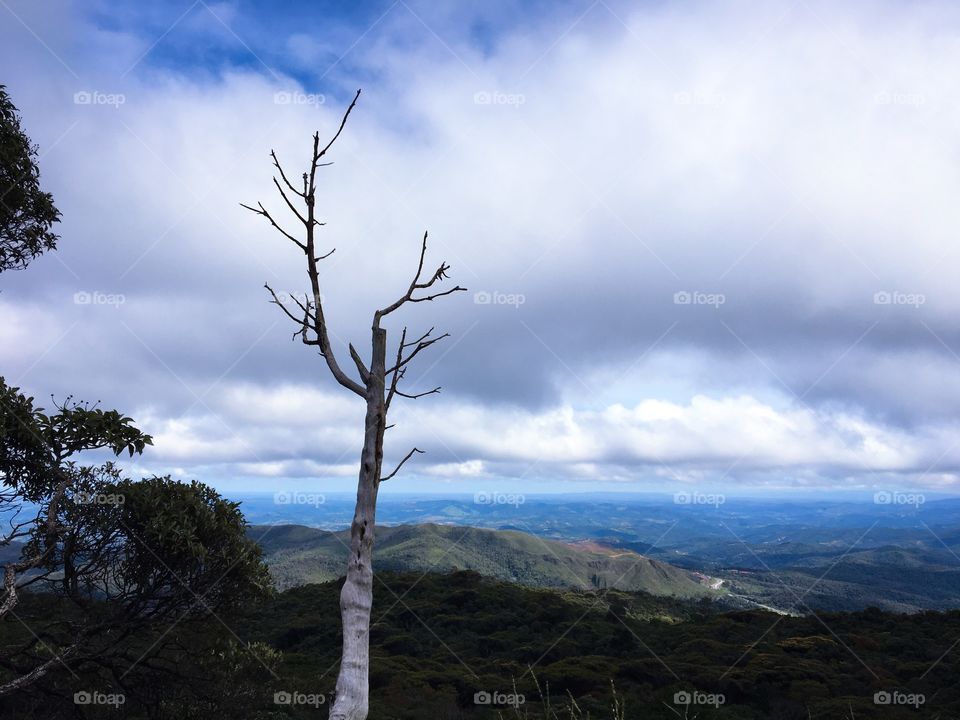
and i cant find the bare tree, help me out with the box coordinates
[243,89,465,720]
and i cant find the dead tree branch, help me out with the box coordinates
[243,89,366,397]
[380,448,424,482]
[376,232,467,319]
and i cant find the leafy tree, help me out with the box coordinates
[0,84,275,714]
[0,381,273,702]
[0,380,152,621]
[0,85,60,272]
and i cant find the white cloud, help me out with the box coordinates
[4,0,960,492]
[424,460,486,478]
[121,381,960,490]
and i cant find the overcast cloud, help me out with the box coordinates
[2,0,960,494]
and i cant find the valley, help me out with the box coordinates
[243,494,960,614]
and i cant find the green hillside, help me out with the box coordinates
[251,523,718,599]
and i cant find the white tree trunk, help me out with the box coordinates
[329,328,386,720]
[244,91,463,720]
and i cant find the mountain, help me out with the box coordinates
[712,545,960,613]
[250,523,719,598]
[239,494,960,613]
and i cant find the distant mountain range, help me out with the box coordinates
[694,544,960,613]
[241,494,960,613]
[250,523,721,599]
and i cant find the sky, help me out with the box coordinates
[2,0,960,497]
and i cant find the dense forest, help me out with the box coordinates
[3,569,957,718]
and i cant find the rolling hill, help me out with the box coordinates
[250,522,720,598]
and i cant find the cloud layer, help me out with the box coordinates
[2,0,960,493]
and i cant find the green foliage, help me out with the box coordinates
[0,377,153,500]
[0,474,275,718]
[0,85,60,272]
[0,593,283,719]
[5,533,958,717]
[106,474,274,610]
[236,571,960,719]
[0,380,272,714]
[0,377,50,495]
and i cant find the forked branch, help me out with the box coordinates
[245,91,366,398]
[240,201,305,252]
[246,89,463,408]
[394,386,441,400]
[387,326,450,374]
[380,447,424,482]
[270,150,305,198]
[376,232,467,319]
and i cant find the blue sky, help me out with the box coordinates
[3,0,960,497]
